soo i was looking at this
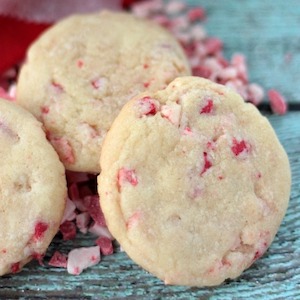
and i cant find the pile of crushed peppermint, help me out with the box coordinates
[0,0,288,275]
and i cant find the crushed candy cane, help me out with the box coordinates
[130,0,288,111]
[67,246,101,275]
[0,0,290,276]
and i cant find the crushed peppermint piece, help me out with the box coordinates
[96,237,114,255]
[49,251,68,268]
[89,223,114,240]
[200,152,212,175]
[83,195,106,226]
[130,0,288,113]
[61,198,77,224]
[231,138,250,156]
[49,136,75,165]
[118,168,138,188]
[11,262,20,274]
[59,221,77,240]
[137,96,159,116]
[200,99,214,114]
[33,222,48,241]
[76,212,91,234]
[268,89,288,115]
[67,246,100,275]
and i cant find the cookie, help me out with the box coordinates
[98,77,291,286]
[16,10,191,173]
[0,99,67,275]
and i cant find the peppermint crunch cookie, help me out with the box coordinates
[98,77,291,286]
[16,10,191,173]
[0,99,67,275]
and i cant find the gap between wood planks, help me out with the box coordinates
[258,103,300,113]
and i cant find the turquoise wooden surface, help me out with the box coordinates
[186,0,300,103]
[1,1,300,299]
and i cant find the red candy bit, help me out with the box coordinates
[1,249,7,254]
[143,82,150,88]
[83,195,106,226]
[200,99,214,114]
[32,252,44,266]
[137,96,158,116]
[50,136,75,164]
[95,237,113,256]
[188,7,206,22]
[11,262,20,274]
[91,78,102,89]
[206,141,216,150]
[126,211,142,229]
[118,168,138,189]
[34,222,48,241]
[231,138,250,156]
[192,65,212,78]
[51,81,64,93]
[67,246,100,275]
[183,126,193,136]
[41,105,49,114]
[143,63,149,69]
[200,152,212,175]
[77,59,84,68]
[49,251,68,268]
[256,172,262,179]
[204,38,223,55]
[60,221,77,241]
[268,89,288,115]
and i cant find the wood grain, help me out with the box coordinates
[1,1,300,299]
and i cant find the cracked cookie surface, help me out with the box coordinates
[98,77,291,286]
[16,10,190,172]
[0,99,67,275]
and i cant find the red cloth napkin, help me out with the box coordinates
[0,0,140,74]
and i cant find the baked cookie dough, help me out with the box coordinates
[0,99,66,275]
[98,77,291,286]
[16,10,191,173]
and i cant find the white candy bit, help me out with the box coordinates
[165,1,186,15]
[247,83,265,105]
[67,246,100,275]
[161,103,181,126]
[61,198,77,224]
[191,24,206,41]
[218,67,238,81]
[203,57,223,73]
[88,222,114,240]
[76,212,90,234]
[175,31,192,44]
[171,15,189,31]
[132,0,162,18]
[8,84,17,99]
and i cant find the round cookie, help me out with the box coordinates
[16,10,191,173]
[0,98,67,276]
[98,77,291,286]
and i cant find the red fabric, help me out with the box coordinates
[0,0,142,74]
[0,16,50,73]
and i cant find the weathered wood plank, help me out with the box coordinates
[1,111,299,299]
[187,0,300,103]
